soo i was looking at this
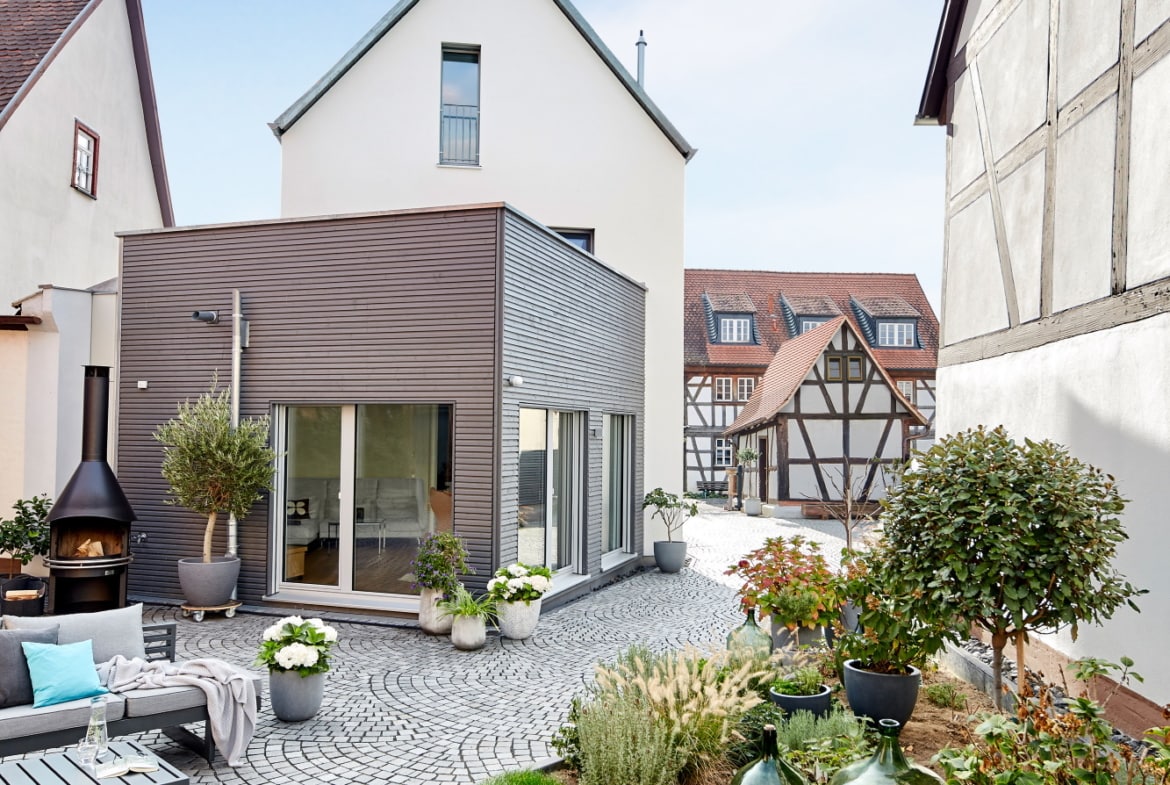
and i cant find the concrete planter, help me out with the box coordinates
[498,598,542,640]
[177,556,240,608]
[843,659,921,727]
[450,616,486,650]
[269,670,325,722]
[418,587,453,634]
[743,498,762,516]
[652,541,687,573]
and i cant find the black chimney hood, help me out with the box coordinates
[47,366,136,523]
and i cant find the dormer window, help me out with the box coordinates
[800,318,828,334]
[718,315,752,343]
[877,321,916,347]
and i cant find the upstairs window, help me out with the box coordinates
[714,377,733,402]
[897,380,915,402]
[718,315,752,343]
[847,356,864,381]
[554,229,593,253]
[72,121,98,197]
[877,321,916,347]
[800,319,828,334]
[737,377,755,401]
[440,47,480,165]
[714,438,733,467]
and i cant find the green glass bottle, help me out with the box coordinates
[730,723,810,785]
[727,607,774,661]
[829,719,944,785]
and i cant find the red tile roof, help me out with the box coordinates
[685,269,938,372]
[0,0,91,114]
[726,317,927,435]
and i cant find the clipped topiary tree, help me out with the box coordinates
[876,425,1144,703]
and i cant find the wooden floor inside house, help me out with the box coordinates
[288,538,418,595]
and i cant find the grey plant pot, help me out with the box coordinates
[842,658,921,728]
[743,498,762,516]
[653,540,687,573]
[269,670,325,722]
[768,683,833,719]
[177,556,240,607]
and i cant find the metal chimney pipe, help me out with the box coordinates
[636,30,646,86]
[80,365,110,461]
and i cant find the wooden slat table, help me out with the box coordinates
[0,740,187,784]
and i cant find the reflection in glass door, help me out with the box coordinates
[279,404,451,597]
[518,408,581,571]
[602,414,633,554]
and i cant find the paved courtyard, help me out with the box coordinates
[14,502,850,784]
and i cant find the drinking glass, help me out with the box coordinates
[77,738,98,769]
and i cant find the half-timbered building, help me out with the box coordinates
[723,318,926,504]
[683,270,938,495]
[917,0,1170,730]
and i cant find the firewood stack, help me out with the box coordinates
[73,539,105,558]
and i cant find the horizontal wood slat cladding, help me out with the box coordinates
[499,213,646,574]
[118,208,500,603]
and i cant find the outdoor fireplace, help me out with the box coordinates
[45,366,136,614]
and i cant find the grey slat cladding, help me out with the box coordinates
[499,212,646,574]
[118,208,500,602]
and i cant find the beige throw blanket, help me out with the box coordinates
[98,655,257,767]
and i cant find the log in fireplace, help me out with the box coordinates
[44,366,136,614]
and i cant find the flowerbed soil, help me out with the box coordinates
[550,666,997,784]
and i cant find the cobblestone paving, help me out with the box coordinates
[11,503,845,784]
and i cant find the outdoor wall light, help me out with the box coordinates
[506,375,524,387]
[191,310,220,324]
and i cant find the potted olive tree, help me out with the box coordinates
[736,448,761,515]
[153,380,275,608]
[642,488,698,573]
[411,532,471,634]
[874,425,1144,705]
[0,495,51,616]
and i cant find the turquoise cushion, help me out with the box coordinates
[21,640,107,708]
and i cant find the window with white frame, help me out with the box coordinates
[877,321,916,347]
[737,377,755,401]
[897,380,915,402]
[714,438,733,467]
[72,121,98,197]
[718,316,752,343]
[800,319,827,333]
[714,377,733,401]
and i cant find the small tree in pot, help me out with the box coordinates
[642,488,698,573]
[875,425,1144,705]
[153,380,276,607]
[411,532,471,634]
[0,495,52,615]
[736,448,761,515]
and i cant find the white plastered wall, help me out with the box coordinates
[278,0,686,548]
[0,0,164,300]
[936,314,1170,704]
[1126,50,1170,288]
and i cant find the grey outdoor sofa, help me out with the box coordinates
[0,605,260,763]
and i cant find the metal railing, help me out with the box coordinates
[440,103,479,165]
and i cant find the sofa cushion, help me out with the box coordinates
[4,603,146,663]
[22,640,108,708]
[0,693,125,738]
[121,684,207,717]
[0,626,58,708]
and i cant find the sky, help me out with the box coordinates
[140,1,947,311]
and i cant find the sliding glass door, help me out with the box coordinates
[518,408,582,571]
[279,403,451,597]
[602,414,634,556]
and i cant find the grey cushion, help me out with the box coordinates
[121,685,207,716]
[0,694,125,738]
[4,604,146,663]
[0,626,58,708]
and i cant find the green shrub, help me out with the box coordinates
[478,771,562,785]
[576,691,685,785]
[923,682,967,711]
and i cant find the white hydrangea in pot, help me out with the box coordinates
[255,616,339,721]
[486,562,553,640]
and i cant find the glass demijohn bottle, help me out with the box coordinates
[727,607,774,661]
[829,719,944,785]
[730,723,810,785]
